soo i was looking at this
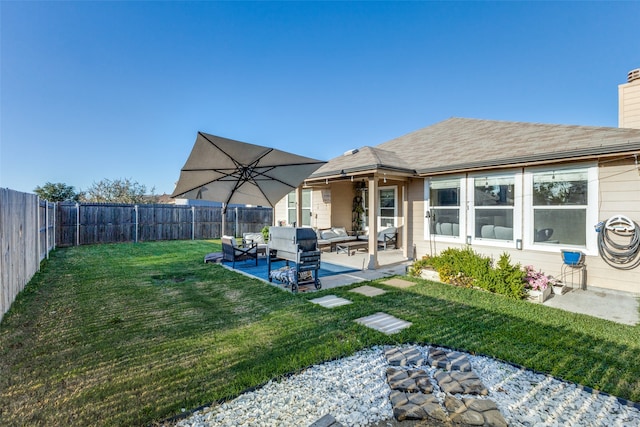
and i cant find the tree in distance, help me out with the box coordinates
[34,182,82,202]
[81,178,157,204]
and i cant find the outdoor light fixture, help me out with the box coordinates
[383,173,387,183]
[340,170,346,177]
[466,235,472,245]
[351,175,354,182]
[516,239,523,250]
[325,178,328,184]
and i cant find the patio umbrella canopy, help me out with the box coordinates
[171,132,326,210]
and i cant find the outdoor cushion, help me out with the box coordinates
[494,226,513,240]
[481,225,495,239]
[332,227,349,237]
[440,223,453,235]
[321,230,339,240]
[452,223,459,235]
[243,232,265,244]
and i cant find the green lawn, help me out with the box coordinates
[1,240,639,426]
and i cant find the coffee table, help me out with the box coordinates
[335,241,368,256]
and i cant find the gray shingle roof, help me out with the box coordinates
[310,146,414,178]
[310,117,640,179]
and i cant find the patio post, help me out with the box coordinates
[295,186,303,227]
[367,176,379,269]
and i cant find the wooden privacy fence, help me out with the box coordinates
[56,203,273,247]
[1,188,56,322]
[1,194,272,320]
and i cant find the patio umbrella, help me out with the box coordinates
[171,132,326,214]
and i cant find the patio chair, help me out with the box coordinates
[378,227,397,250]
[357,226,398,250]
[242,232,268,257]
[221,235,258,267]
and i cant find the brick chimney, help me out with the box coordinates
[619,68,640,129]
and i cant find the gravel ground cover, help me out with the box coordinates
[170,345,640,427]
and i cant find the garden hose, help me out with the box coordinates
[597,215,640,270]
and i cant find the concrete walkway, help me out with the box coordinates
[543,286,639,326]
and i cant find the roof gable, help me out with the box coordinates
[310,146,414,178]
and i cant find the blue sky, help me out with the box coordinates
[1,1,639,195]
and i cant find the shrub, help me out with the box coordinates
[261,226,270,242]
[407,255,433,277]
[415,247,527,299]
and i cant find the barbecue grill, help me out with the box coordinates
[268,226,321,292]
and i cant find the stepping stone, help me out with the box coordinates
[354,312,412,334]
[428,348,472,371]
[445,396,507,427]
[390,390,448,423]
[349,285,386,297]
[309,295,352,308]
[309,413,344,427]
[386,367,433,393]
[385,346,426,366]
[381,278,416,289]
[434,370,489,396]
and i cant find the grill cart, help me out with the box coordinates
[268,227,322,292]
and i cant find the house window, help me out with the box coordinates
[428,178,461,237]
[473,175,515,241]
[286,189,312,226]
[531,169,588,246]
[379,187,397,228]
[362,186,397,229]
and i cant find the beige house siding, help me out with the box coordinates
[311,188,332,229]
[407,179,425,259]
[329,182,354,230]
[587,158,640,293]
[273,198,288,226]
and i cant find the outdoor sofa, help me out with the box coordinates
[316,227,358,251]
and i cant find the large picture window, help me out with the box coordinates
[473,175,515,241]
[531,169,588,246]
[428,178,461,237]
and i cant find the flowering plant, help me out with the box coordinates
[523,265,560,291]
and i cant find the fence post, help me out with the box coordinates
[45,200,49,260]
[191,206,195,240]
[134,205,139,243]
[76,202,80,246]
[37,197,41,270]
[53,202,56,250]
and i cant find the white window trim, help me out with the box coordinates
[467,170,522,249]
[424,176,466,243]
[378,185,398,228]
[286,189,313,226]
[522,163,598,255]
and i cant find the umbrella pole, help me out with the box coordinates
[221,203,226,237]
